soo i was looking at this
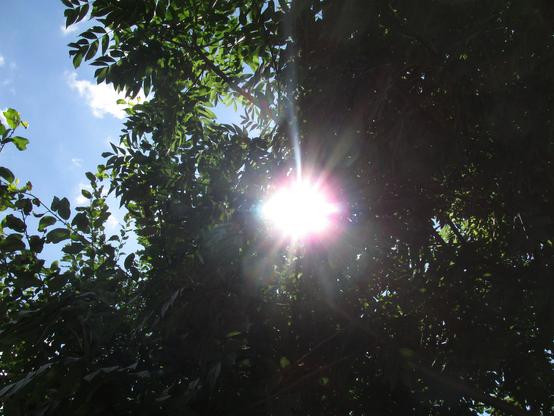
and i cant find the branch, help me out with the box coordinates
[169,37,278,122]
[445,217,466,244]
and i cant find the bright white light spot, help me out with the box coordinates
[262,180,338,239]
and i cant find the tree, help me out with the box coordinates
[1,1,553,415]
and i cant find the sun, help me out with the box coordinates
[261,179,339,239]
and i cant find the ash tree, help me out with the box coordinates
[1,1,553,415]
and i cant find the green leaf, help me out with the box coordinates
[0,234,25,252]
[16,272,41,289]
[73,51,84,68]
[29,236,45,253]
[82,31,97,40]
[0,167,14,183]
[11,136,29,151]
[3,108,20,129]
[71,212,89,230]
[15,198,33,215]
[77,3,89,22]
[58,197,71,220]
[5,214,26,232]
[85,172,96,182]
[85,39,99,61]
[279,356,291,369]
[124,253,135,269]
[38,216,57,232]
[143,75,152,97]
[46,228,70,243]
[81,189,92,199]
[65,8,78,27]
[63,242,84,255]
[101,34,109,54]
[48,273,68,291]
[51,196,60,211]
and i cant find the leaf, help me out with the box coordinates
[51,196,60,212]
[29,236,45,253]
[46,228,71,244]
[143,75,152,97]
[57,197,71,220]
[5,214,26,232]
[77,3,89,22]
[124,253,135,269]
[101,34,109,55]
[81,189,92,199]
[0,166,15,183]
[63,242,84,255]
[48,273,68,291]
[3,108,20,129]
[73,51,84,68]
[16,272,42,289]
[38,216,57,232]
[10,136,29,151]
[82,31,97,40]
[72,212,89,230]
[280,356,290,369]
[85,39,99,61]
[0,234,25,252]
[15,198,32,215]
[85,172,96,182]
[64,8,79,27]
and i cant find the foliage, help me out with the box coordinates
[1,1,554,415]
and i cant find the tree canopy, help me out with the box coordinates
[1,1,553,415]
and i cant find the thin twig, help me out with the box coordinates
[167,36,278,122]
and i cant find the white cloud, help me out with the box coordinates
[75,193,89,206]
[66,72,130,119]
[106,214,119,231]
[60,23,80,36]
[0,55,5,67]
[0,109,7,127]
[71,158,83,168]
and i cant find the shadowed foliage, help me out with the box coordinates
[1,1,553,415]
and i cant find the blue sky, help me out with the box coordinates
[1,1,126,226]
[0,1,239,255]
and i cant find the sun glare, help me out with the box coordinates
[262,180,338,239]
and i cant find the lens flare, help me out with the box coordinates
[262,180,338,239]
